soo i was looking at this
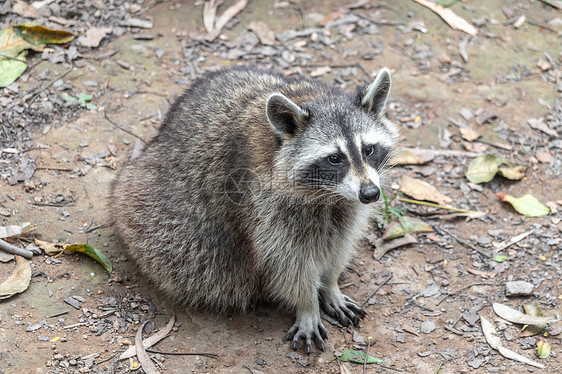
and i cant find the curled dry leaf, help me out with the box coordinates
[481,316,545,369]
[0,255,32,299]
[496,193,550,218]
[492,303,556,325]
[466,154,526,184]
[120,314,176,360]
[400,175,452,205]
[372,234,417,261]
[521,304,546,337]
[135,321,159,374]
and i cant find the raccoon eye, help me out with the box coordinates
[327,154,342,165]
[364,145,375,157]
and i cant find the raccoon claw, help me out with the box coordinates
[285,316,328,354]
[321,292,366,327]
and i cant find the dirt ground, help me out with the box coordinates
[0,0,561,373]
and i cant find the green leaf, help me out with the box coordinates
[84,102,97,111]
[60,93,77,103]
[0,26,35,59]
[13,25,75,50]
[496,193,550,218]
[63,244,113,273]
[77,93,92,103]
[488,255,509,263]
[383,216,433,240]
[0,50,27,87]
[537,340,551,359]
[338,350,383,364]
[466,154,526,184]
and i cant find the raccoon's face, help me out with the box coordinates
[267,68,398,204]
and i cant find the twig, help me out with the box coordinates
[46,310,69,319]
[363,340,371,374]
[399,198,473,213]
[28,66,73,106]
[435,282,494,306]
[35,165,73,172]
[410,0,477,36]
[0,238,33,259]
[361,273,392,307]
[84,221,114,233]
[493,230,533,251]
[538,0,562,10]
[103,109,147,144]
[432,226,489,258]
[145,348,217,359]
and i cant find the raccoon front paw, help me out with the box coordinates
[285,313,328,354]
[321,292,366,327]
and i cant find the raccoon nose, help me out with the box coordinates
[359,184,380,204]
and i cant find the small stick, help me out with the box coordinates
[145,348,218,359]
[46,310,69,319]
[103,109,147,144]
[399,198,473,213]
[361,273,392,307]
[432,226,489,258]
[0,238,33,259]
[363,340,371,374]
[35,165,73,172]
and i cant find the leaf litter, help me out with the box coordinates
[0,255,31,299]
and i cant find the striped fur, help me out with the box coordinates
[110,66,398,353]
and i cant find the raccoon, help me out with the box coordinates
[110,66,398,353]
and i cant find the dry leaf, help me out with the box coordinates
[120,314,176,360]
[492,303,555,325]
[373,234,417,260]
[135,321,159,374]
[481,316,545,369]
[535,151,554,164]
[13,0,40,18]
[382,216,432,240]
[390,149,434,165]
[77,27,112,48]
[411,0,477,36]
[310,66,332,77]
[248,21,275,45]
[400,175,452,205]
[466,268,496,278]
[0,255,32,299]
[460,127,480,141]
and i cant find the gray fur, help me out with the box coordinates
[110,66,398,354]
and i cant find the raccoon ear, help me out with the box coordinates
[358,67,392,115]
[266,93,308,138]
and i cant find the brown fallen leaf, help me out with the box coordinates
[481,316,545,369]
[319,10,346,27]
[460,126,480,141]
[135,321,159,374]
[535,151,554,164]
[248,21,276,46]
[13,0,40,18]
[77,27,112,48]
[120,314,176,360]
[466,268,497,278]
[400,175,452,205]
[411,0,477,36]
[372,234,417,260]
[390,149,434,165]
[205,0,248,41]
[0,255,32,299]
[310,66,332,77]
[492,303,556,325]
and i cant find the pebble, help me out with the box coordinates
[420,320,437,334]
[505,280,534,296]
[459,107,474,121]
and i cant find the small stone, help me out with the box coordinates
[420,320,437,334]
[459,107,474,121]
[467,357,485,368]
[505,281,533,296]
[53,354,64,360]
[64,297,80,310]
